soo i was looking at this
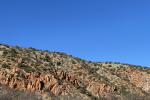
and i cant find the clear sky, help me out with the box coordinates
[0,0,150,67]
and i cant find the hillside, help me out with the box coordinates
[0,44,150,100]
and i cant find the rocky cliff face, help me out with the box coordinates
[0,44,150,100]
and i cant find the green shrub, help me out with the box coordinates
[1,63,10,68]
[18,64,35,72]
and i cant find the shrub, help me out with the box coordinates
[1,63,10,69]
[18,64,35,72]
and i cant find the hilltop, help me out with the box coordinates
[0,44,150,100]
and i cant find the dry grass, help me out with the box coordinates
[0,84,42,100]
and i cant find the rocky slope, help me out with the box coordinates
[0,44,150,100]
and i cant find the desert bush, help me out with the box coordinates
[18,63,35,72]
[1,63,10,69]
[10,48,17,57]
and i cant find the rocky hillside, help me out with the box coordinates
[0,44,150,100]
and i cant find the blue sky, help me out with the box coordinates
[0,0,150,67]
